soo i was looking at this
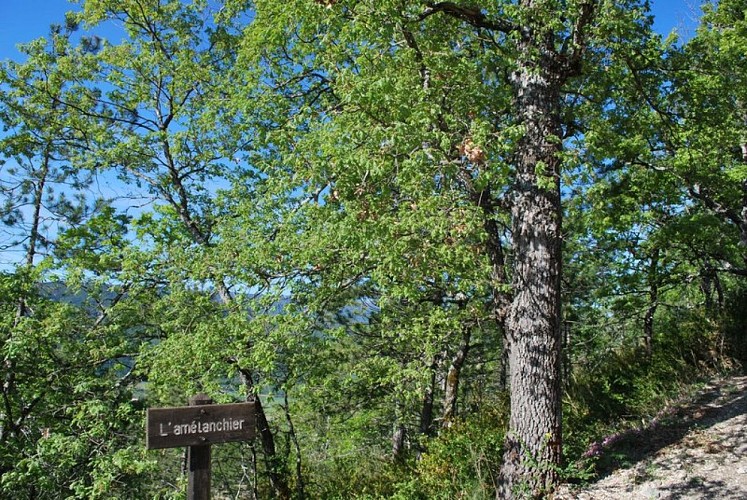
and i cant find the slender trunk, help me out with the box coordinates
[283,393,305,500]
[159,135,290,495]
[2,149,52,447]
[250,444,259,500]
[392,397,407,462]
[419,357,438,438]
[391,423,407,462]
[740,140,747,250]
[713,268,724,308]
[498,336,510,392]
[498,55,564,499]
[239,369,291,499]
[442,327,471,427]
[643,248,659,358]
[701,259,715,311]
[476,192,512,391]
[15,147,50,319]
[562,320,571,389]
[25,152,49,269]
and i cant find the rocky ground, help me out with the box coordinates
[555,375,747,499]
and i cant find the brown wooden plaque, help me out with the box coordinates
[146,401,256,450]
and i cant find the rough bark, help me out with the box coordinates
[498,50,566,500]
[418,2,595,495]
[493,0,597,492]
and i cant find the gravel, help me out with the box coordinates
[555,376,747,500]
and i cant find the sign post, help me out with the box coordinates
[146,395,256,500]
[187,394,212,500]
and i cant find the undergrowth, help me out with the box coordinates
[562,322,740,484]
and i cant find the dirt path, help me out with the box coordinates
[555,375,747,499]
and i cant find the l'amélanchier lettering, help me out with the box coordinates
[160,417,246,437]
[146,401,256,449]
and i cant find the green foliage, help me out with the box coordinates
[2,0,747,498]
[0,271,155,498]
[722,282,747,370]
[562,301,736,480]
[398,404,507,500]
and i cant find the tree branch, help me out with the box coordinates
[564,0,598,76]
[416,2,517,33]
[688,183,743,229]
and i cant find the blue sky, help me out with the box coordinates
[0,0,703,61]
[0,0,80,58]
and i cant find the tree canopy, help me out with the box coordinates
[1,1,746,498]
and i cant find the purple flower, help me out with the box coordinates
[582,442,603,458]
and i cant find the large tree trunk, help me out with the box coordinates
[404,2,595,496]
[498,57,565,498]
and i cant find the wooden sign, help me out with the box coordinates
[146,401,256,450]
